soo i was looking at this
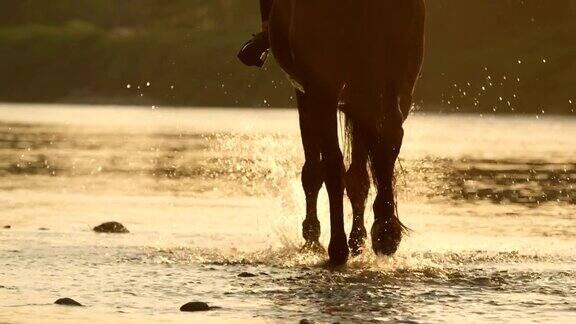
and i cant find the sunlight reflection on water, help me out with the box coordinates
[1,104,575,323]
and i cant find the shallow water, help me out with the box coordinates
[1,104,575,323]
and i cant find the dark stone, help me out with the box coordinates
[180,302,211,312]
[300,320,314,324]
[3,225,10,229]
[39,227,49,231]
[238,272,257,278]
[93,222,129,234]
[54,298,83,306]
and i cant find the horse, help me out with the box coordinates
[268,0,425,264]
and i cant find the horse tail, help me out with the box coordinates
[341,109,353,167]
[341,91,409,235]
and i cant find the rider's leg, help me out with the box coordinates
[260,0,273,24]
[238,0,273,67]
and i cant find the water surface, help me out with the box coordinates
[1,104,575,323]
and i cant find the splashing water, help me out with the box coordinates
[0,104,575,323]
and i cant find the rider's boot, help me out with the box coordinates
[238,23,270,68]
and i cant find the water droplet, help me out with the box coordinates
[126,84,131,89]
[146,82,151,87]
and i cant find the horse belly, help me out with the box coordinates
[269,0,295,77]
[271,0,348,95]
[296,2,348,93]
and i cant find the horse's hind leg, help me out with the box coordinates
[368,89,405,256]
[297,91,324,251]
[302,89,348,264]
[345,122,370,255]
[399,0,426,121]
[367,0,423,254]
[344,47,403,256]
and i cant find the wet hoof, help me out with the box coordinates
[302,218,320,242]
[301,240,326,254]
[54,298,83,307]
[180,302,211,312]
[93,222,129,234]
[348,226,367,256]
[328,236,349,265]
[371,218,402,256]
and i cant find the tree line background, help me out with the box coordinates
[0,0,575,114]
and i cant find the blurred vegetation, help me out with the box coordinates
[0,0,575,114]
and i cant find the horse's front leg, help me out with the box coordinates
[297,91,324,252]
[345,123,370,256]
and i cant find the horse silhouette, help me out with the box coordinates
[268,0,425,264]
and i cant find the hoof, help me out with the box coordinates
[302,218,321,242]
[301,241,326,254]
[348,226,367,256]
[371,218,403,256]
[328,237,349,265]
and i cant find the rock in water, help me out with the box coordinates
[238,272,257,278]
[180,302,211,312]
[54,298,83,306]
[3,225,10,229]
[93,222,129,233]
